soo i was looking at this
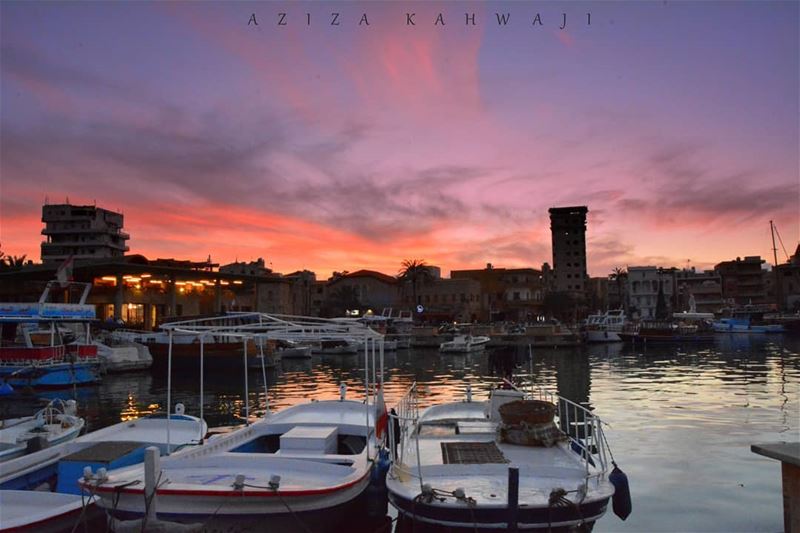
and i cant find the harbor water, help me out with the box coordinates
[41,335,800,532]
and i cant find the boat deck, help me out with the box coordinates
[390,400,613,508]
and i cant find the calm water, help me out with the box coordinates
[47,335,800,532]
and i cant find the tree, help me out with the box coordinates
[655,282,668,319]
[398,259,433,309]
[610,267,627,310]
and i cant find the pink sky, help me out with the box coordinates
[1,2,798,278]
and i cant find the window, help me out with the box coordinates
[513,292,520,301]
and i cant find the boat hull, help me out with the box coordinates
[0,362,99,388]
[585,330,623,343]
[389,491,610,530]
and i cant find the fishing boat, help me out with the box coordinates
[712,307,785,334]
[386,382,628,530]
[584,310,627,343]
[81,313,390,531]
[0,282,100,388]
[0,404,206,532]
[439,334,490,354]
[631,314,716,344]
[0,399,84,463]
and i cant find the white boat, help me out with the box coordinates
[0,404,206,531]
[0,399,84,463]
[92,339,153,372]
[386,383,619,530]
[439,334,490,353]
[584,310,627,343]
[276,340,313,359]
[0,489,87,532]
[81,313,390,530]
[312,338,360,355]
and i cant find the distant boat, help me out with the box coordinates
[439,334,490,353]
[0,399,84,463]
[584,310,627,343]
[312,338,360,355]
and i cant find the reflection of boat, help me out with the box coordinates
[0,405,206,531]
[0,282,101,388]
[0,399,84,463]
[439,334,490,353]
[81,313,389,530]
[387,383,619,530]
[584,310,626,343]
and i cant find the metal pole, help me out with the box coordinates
[508,466,520,533]
[243,337,249,426]
[199,335,204,443]
[166,330,173,455]
[260,336,269,416]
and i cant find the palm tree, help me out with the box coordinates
[398,259,433,309]
[610,267,627,310]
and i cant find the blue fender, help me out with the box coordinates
[609,463,632,520]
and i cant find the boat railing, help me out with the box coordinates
[528,388,610,480]
[387,382,420,474]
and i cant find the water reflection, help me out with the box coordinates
[30,337,800,532]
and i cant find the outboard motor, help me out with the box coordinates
[609,462,632,520]
[26,435,50,454]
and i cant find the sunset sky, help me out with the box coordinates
[1,1,798,279]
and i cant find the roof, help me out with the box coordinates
[329,269,397,285]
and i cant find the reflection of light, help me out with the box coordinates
[141,274,151,278]
[119,393,159,422]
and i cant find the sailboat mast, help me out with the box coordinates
[770,220,781,310]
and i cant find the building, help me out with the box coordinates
[0,255,291,329]
[220,258,272,277]
[627,266,676,319]
[586,277,609,314]
[774,244,800,311]
[41,203,129,264]
[451,264,545,322]
[410,277,482,323]
[323,270,399,316]
[675,268,724,314]
[549,206,588,293]
[714,256,768,305]
[283,270,318,316]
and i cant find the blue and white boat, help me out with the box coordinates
[0,404,206,532]
[0,282,101,388]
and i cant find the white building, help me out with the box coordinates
[41,203,129,264]
[627,266,675,319]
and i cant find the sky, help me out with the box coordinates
[1,1,798,279]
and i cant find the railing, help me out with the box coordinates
[388,382,419,470]
[528,388,609,478]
